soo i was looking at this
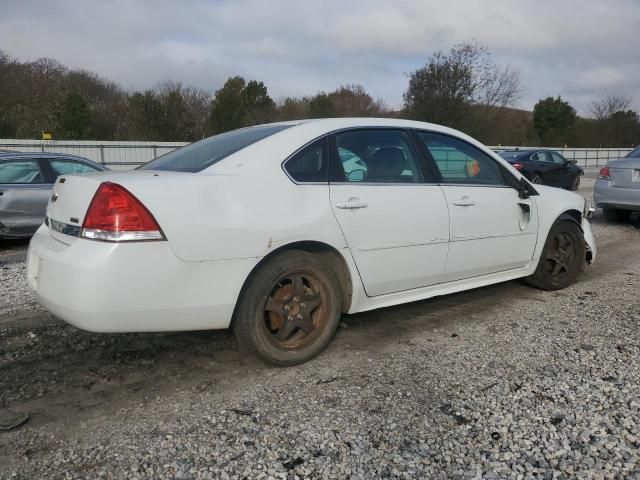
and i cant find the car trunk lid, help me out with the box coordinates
[45,170,189,245]
[609,158,640,189]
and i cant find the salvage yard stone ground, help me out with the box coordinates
[1,180,639,479]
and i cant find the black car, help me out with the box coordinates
[0,152,108,239]
[497,149,583,190]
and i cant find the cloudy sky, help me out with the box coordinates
[1,0,638,114]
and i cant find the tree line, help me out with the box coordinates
[1,45,638,147]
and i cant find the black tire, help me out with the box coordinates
[603,208,631,223]
[531,173,543,185]
[525,220,585,291]
[570,174,581,191]
[233,250,342,366]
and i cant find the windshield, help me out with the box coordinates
[139,124,293,172]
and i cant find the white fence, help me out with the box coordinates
[0,139,634,170]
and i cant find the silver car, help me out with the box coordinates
[0,152,107,239]
[594,146,640,222]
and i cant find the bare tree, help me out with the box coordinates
[589,95,633,120]
[403,42,524,136]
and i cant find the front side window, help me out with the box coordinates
[333,129,423,183]
[140,124,293,172]
[550,152,566,164]
[284,138,327,183]
[50,159,101,177]
[533,151,552,163]
[0,160,44,184]
[418,132,506,186]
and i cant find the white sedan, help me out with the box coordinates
[27,118,596,365]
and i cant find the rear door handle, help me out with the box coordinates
[453,196,476,207]
[335,197,368,209]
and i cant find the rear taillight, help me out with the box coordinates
[512,162,525,171]
[81,182,164,242]
[598,166,610,180]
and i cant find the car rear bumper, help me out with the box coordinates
[26,225,257,333]
[594,179,640,211]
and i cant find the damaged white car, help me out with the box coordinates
[27,118,596,365]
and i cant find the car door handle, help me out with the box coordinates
[452,196,476,207]
[335,198,368,209]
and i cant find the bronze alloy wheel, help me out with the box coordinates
[544,232,576,283]
[524,220,585,291]
[233,250,342,365]
[262,272,329,351]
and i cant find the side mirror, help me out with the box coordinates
[568,159,577,165]
[518,177,531,199]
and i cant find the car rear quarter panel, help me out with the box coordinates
[117,172,348,263]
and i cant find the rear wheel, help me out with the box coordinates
[603,208,631,223]
[525,220,585,291]
[233,250,342,366]
[531,173,543,185]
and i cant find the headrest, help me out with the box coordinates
[367,147,406,181]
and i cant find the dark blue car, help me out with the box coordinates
[497,149,583,190]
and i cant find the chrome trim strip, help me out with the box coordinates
[81,229,165,242]
[357,238,449,252]
[47,217,81,237]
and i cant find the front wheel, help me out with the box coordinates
[233,250,342,366]
[570,174,581,191]
[525,220,585,291]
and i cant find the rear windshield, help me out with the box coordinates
[139,124,293,172]
[627,146,640,158]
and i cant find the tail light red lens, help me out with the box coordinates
[598,166,610,180]
[512,162,525,171]
[81,182,164,242]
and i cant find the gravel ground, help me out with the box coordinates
[0,261,43,317]
[1,198,640,478]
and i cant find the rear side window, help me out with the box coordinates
[333,129,423,183]
[0,160,44,184]
[418,132,506,186]
[140,124,293,172]
[627,146,640,158]
[284,138,327,183]
[50,160,101,177]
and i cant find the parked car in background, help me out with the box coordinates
[0,152,107,239]
[28,118,595,365]
[594,146,640,222]
[497,149,583,190]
